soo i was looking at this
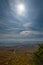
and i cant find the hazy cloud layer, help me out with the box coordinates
[0,0,43,44]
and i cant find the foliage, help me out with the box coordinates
[33,44,43,65]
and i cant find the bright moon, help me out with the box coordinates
[16,4,25,15]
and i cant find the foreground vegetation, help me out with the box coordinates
[0,44,43,65]
[0,50,33,65]
[33,44,43,65]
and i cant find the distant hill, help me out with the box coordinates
[0,44,38,52]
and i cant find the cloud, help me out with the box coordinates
[20,31,31,36]
[0,33,20,39]
[0,0,43,44]
[0,38,43,42]
[0,30,43,39]
[23,22,32,28]
[0,31,43,43]
[20,31,43,36]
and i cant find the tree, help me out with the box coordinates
[33,44,43,65]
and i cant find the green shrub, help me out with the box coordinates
[33,44,43,65]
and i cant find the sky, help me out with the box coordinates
[0,0,43,45]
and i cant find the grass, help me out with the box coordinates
[0,45,37,65]
[0,49,34,65]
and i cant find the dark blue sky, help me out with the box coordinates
[0,0,43,45]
